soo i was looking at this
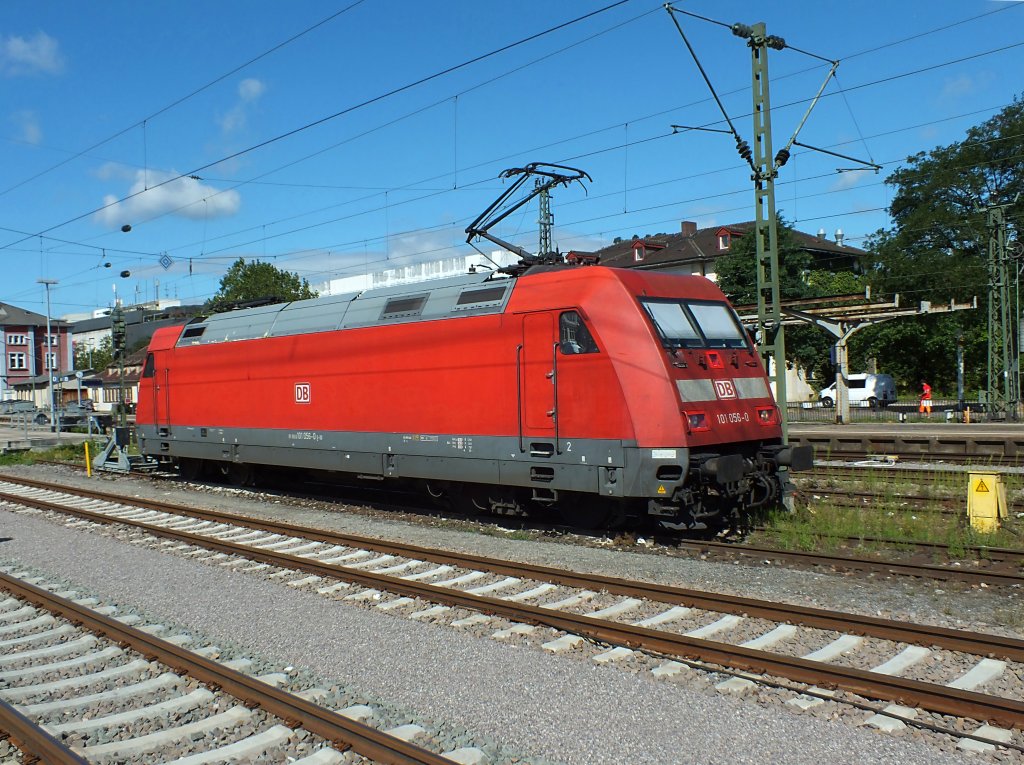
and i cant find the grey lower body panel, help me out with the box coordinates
[136,423,689,501]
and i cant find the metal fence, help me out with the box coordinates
[787,398,989,424]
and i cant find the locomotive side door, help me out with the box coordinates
[521,313,556,435]
[148,351,171,430]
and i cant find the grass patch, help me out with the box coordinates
[761,492,1023,558]
[0,441,104,468]
[994,605,1024,631]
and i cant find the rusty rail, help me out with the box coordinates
[0,572,455,765]
[670,535,1024,586]
[3,480,1024,729]
[28,462,1024,584]
[0,695,88,765]
[2,476,1023,660]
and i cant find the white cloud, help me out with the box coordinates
[238,78,265,102]
[94,169,241,227]
[828,170,866,193]
[219,77,266,133]
[1,31,63,76]
[93,162,133,182]
[941,74,974,100]
[11,110,41,144]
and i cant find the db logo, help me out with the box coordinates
[294,383,311,404]
[713,380,737,399]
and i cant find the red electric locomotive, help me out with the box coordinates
[135,264,812,531]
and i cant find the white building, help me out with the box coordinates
[318,252,519,296]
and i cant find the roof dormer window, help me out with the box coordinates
[718,233,731,251]
[633,243,645,261]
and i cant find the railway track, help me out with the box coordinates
[754,526,1024,565]
[0,569,462,765]
[30,460,1024,585]
[807,451,1024,468]
[1,474,1022,753]
[669,532,1024,584]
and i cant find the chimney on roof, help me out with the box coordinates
[817,228,826,240]
[681,221,697,236]
[835,228,845,247]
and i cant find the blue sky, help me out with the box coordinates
[1,0,1022,318]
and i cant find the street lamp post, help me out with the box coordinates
[37,278,58,434]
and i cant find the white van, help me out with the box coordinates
[819,373,897,409]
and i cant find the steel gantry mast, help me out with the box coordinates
[983,199,1020,419]
[664,6,877,439]
[746,22,788,437]
[537,180,553,259]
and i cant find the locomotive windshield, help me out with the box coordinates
[640,298,749,350]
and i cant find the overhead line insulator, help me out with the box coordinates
[736,138,753,163]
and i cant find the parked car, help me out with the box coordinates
[0,400,38,415]
[819,373,897,409]
[35,400,110,430]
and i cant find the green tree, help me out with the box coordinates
[206,258,318,313]
[74,335,113,372]
[858,96,1024,396]
[715,214,814,305]
[716,214,859,383]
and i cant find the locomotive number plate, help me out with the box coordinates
[716,411,750,425]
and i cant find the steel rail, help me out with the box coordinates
[803,450,1023,468]
[751,528,1024,564]
[0,572,455,765]
[667,536,1024,586]
[1,477,1022,661]
[3,486,1024,728]
[0,695,88,765]
[31,461,1024,573]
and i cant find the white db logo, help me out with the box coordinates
[295,383,311,404]
[713,380,737,399]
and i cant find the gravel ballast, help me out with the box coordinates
[0,467,1009,764]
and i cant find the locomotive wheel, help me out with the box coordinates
[426,482,486,515]
[556,495,613,529]
[451,485,488,515]
[178,458,203,481]
[227,463,255,487]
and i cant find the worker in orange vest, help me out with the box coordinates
[919,380,932,415]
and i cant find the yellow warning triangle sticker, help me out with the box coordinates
[976,479,990,492]
[657,485,667,495]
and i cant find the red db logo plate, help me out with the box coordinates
[713,380,737,399]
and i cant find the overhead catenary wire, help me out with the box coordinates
[48,2,663,259]
[11,9,1016,271]
[0,0,635,254]
[27,119,1019,309]
[32,111,1023,290]
[0,0,371,200]
[9,5,1024,311]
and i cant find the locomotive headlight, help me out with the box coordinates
[756,406,779,425]
[684,410,710,433]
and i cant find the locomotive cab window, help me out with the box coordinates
[640,298,749,350]
[142,353,155,378]
[640,299,702,348]
[686,302,748,349]
[559,311,599,355]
